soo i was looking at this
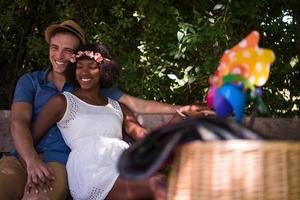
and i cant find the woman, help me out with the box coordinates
[30,44,200,200]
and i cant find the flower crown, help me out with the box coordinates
[69,51,107,63]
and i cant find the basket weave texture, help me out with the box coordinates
[167,140,300,200]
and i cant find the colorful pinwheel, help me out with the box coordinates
[207,31,275,122]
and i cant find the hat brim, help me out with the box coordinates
[45,24,86,44]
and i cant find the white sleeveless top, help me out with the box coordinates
[57,92,129,200]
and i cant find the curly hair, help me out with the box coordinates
[65,43,119,88]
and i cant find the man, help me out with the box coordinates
[0,19,213,200]
[0,19,85,200]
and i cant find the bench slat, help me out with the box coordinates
[1,110,300,153]
[0,110,13,152]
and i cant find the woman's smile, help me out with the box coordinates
[80,77,92,82]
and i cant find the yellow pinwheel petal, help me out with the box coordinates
[228,48,275,86]
[210,31,276,88]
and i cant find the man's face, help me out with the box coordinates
[49,32,80,74]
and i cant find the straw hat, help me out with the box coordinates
[45,20,86,44]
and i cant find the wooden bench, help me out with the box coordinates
[0,110,13,154]
[1,109,299,200]
[1,110,300,154]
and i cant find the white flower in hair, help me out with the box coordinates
[94,53,103,63]
[85,51,94,58]
[70,54,76,63]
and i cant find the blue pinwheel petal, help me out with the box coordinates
[215,84,247,123]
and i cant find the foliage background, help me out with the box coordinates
[0,0,299,117]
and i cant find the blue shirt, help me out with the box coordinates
[12,69,124,164]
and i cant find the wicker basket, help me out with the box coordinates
[167,140,300,200]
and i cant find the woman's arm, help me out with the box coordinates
[32,94,66,143]
[120,103,148,141]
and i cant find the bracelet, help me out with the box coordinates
[176,109,187,119]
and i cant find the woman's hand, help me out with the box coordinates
[24,155,55,194]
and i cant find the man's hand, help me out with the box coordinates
[168,104,215,124]
[24,156,55,194]
[178,104,216,118]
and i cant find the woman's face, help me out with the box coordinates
[75,58,101,90]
